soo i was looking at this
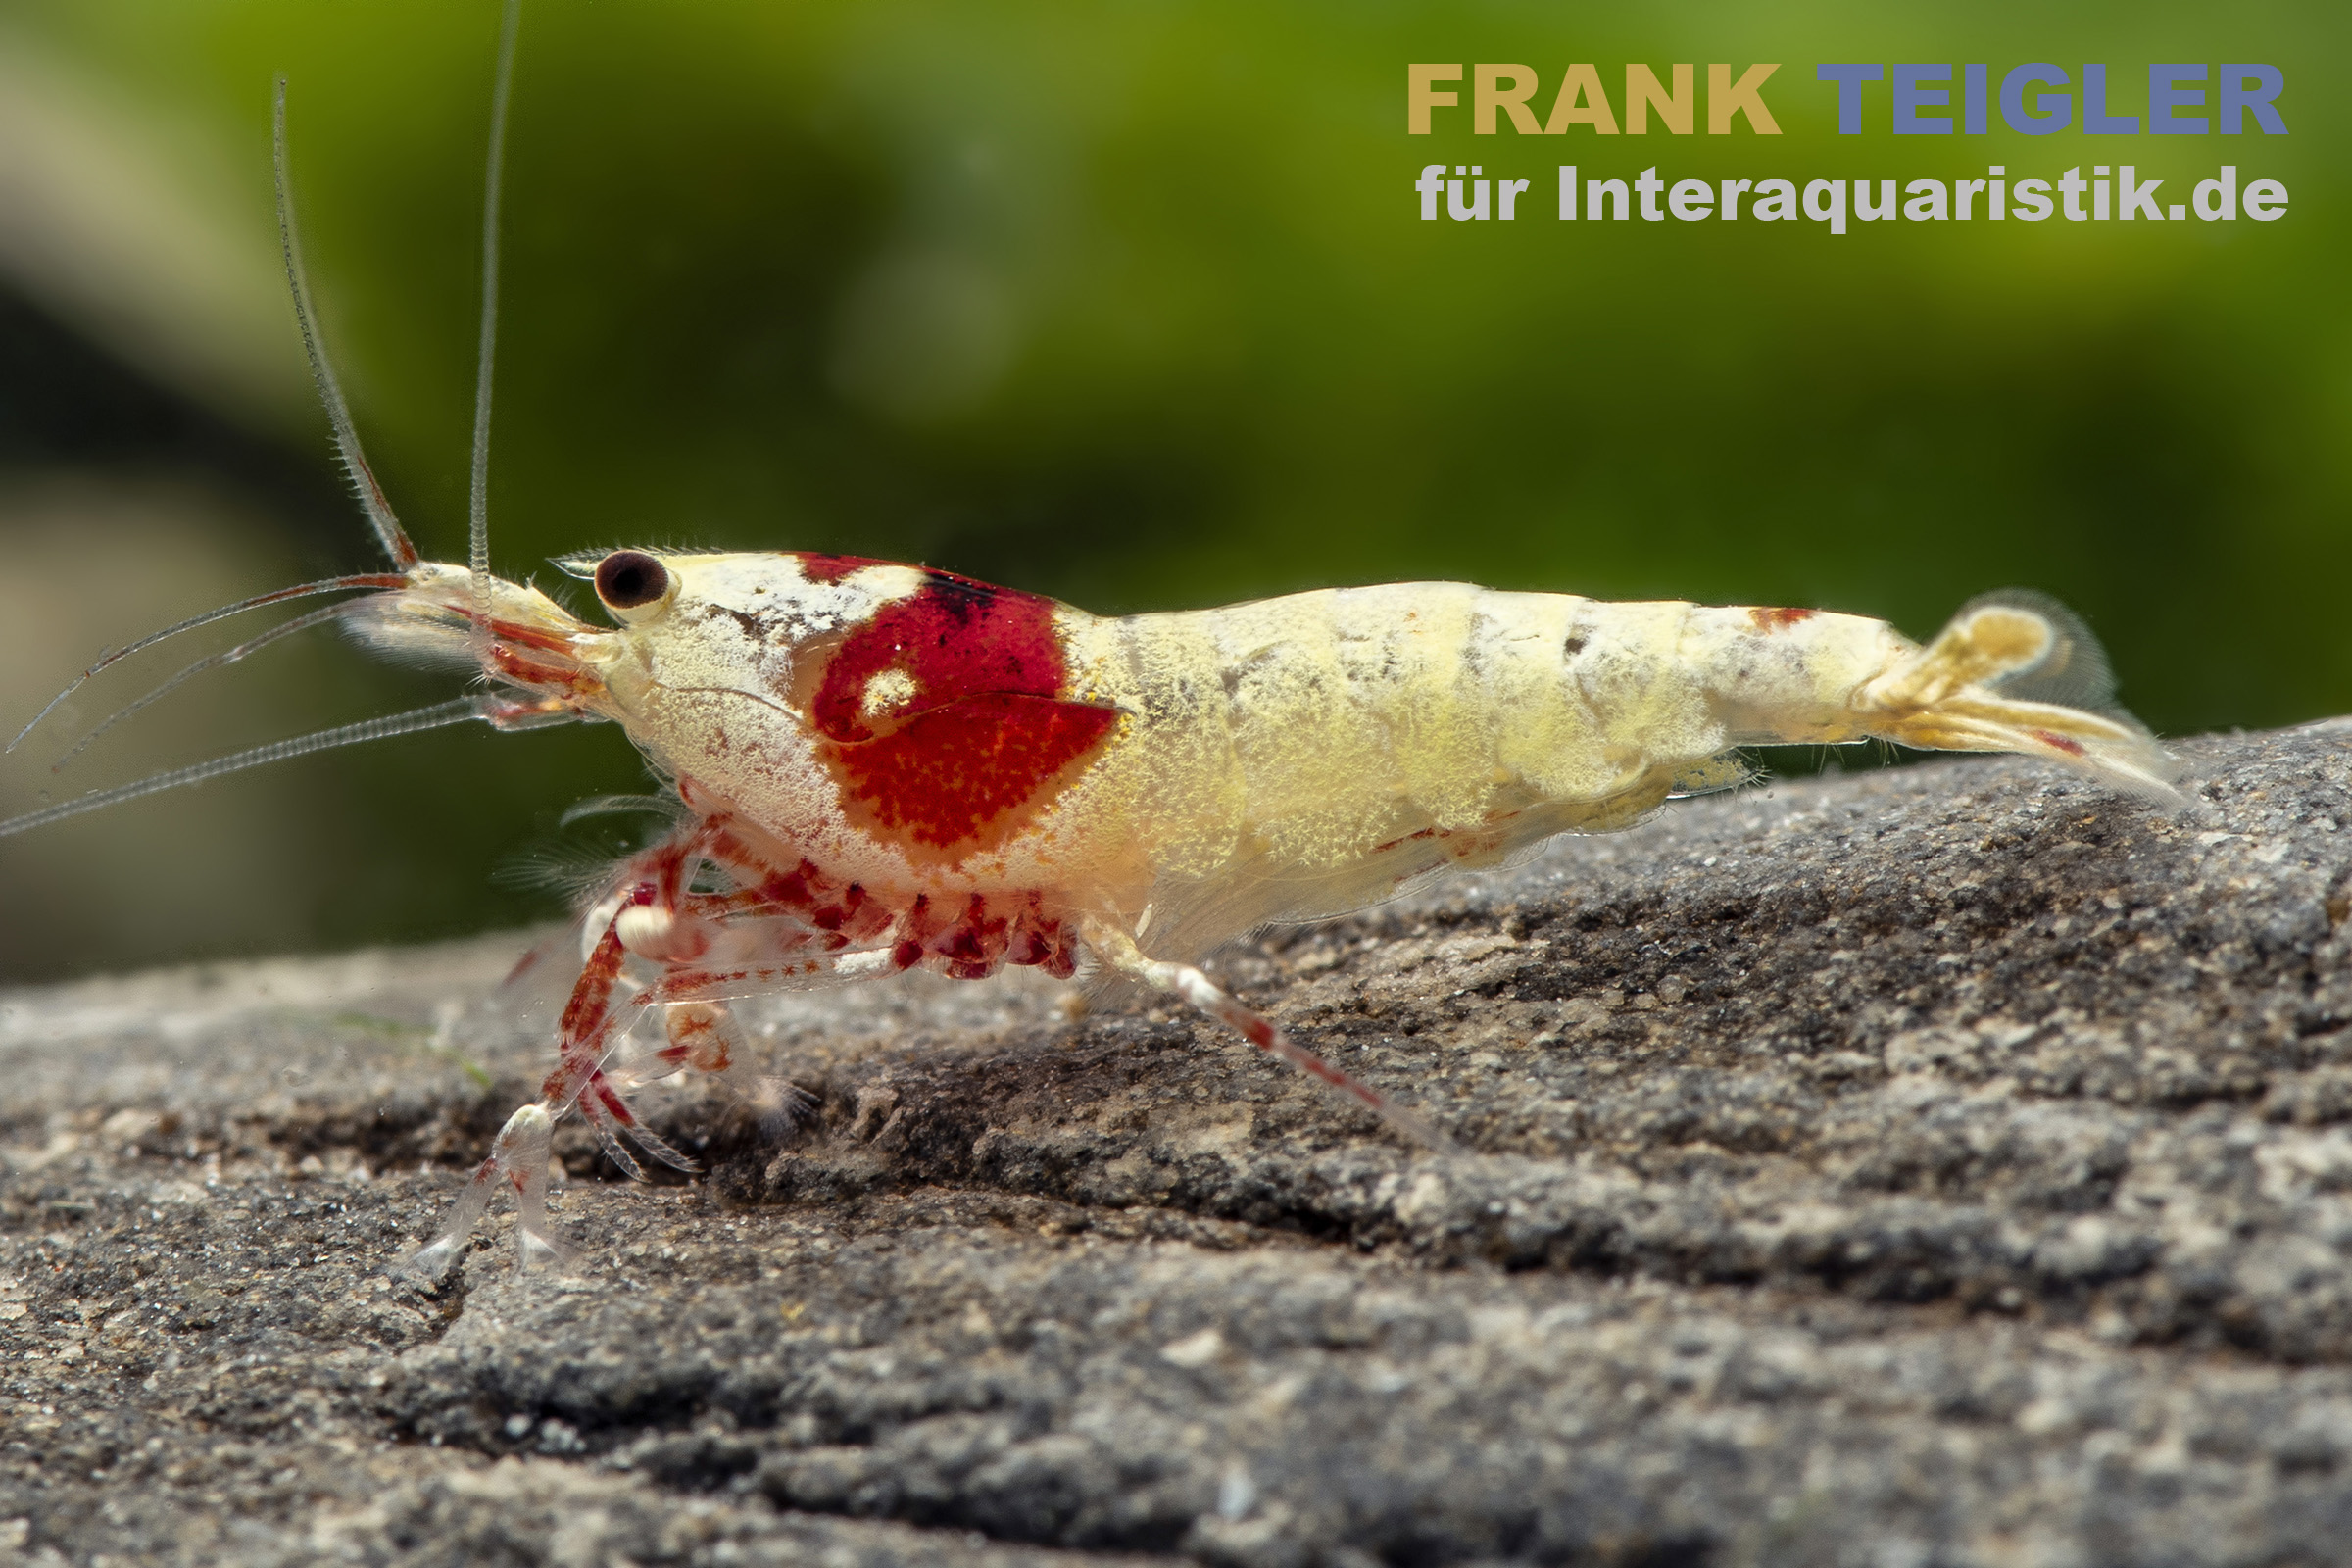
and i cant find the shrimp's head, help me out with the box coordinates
[491,548,1124,858]
[361,547,1123,858]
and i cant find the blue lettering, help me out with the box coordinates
[1892,65,1952,134]
[2082,64,2138,134]
[2219,66,2287,135]
[2147,65,2208,135]
[1816,63,1883,135]
[2000,64,2071,135]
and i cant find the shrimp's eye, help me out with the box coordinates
[595,551,672,619]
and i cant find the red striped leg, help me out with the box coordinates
[1079,917,1455,1153]
[574,912,851,1172]
[393,892,655,1278]
[572,1067,700,1181]
[398,939,901,1278]
[628,947,903,1008]
[567,946,905,1176]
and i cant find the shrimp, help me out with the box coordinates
[0,3,2179,1276]
[376,558,2180,1266]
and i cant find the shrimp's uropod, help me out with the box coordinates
[0,6,2179,1275]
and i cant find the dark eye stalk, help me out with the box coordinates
[595,551,670,612]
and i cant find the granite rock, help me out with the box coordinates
[4,721,2350,1566]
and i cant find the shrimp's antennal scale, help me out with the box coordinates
[469,0,523,636]
[271,81,416,572]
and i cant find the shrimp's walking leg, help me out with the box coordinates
[396,946,896,1279]
[400,814,904,1278]
[1079,918,1455,1152]
[395,907,641,1278]
[558,814,880,1177]
[564,947,897,1179]
[571,902,858,1174]
[400,1102,572,1277]
[624,1000,814,1142]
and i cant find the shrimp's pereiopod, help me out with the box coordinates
[0,2,2180,1277]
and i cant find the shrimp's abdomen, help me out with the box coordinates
[1055,587,1742,948]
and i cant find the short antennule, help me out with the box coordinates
[272,80,418,571]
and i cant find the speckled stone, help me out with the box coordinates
[4,720,2350,1566]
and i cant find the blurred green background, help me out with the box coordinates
[0,0,2340,978]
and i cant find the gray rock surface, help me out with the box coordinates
[4,721,2351,1567]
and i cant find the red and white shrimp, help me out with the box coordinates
[360,555,2174,1270]
[0,5,2179,1274]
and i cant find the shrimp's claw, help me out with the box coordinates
[396,1102,575,1279]
[1858,591,2183,805]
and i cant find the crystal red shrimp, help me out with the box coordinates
[0,4,2179,1275]
[381,551,2174,1272]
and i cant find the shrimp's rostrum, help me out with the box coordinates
[0,3,2179,1276]
[363,549,2176,1274]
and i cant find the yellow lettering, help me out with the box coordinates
[1706,63,1782,134]
[1408,64,1463,134]
[1542,64,1620,135]
[1625,63,1694,135]
[1475,64,1543,134]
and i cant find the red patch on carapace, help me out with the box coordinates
[1749,606,1817,633]
[807,572,1121,855]
[795,553,889,586]
[809,573,1068,739]
[833,695,1119,851]
[2032,728,2088,758]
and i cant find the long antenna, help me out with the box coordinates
[272,82,418,570]
[6,572,405,754]
[0,699,486,841]
[50,598,381,773]
[470,0,523,629]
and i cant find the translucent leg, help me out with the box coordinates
[508,1107,578,1270]
[578,1074,700,1177]
[394,948,901,1277]
[1080,916,1456,1152]
[662,1000,812,1142]
[397,1103,575,1279]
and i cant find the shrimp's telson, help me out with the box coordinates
[368,550,2176,1275]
